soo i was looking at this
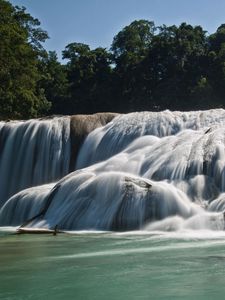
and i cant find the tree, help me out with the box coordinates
[62,42,113,114]
[207,24,225,107]
[0,0,50,119]
[39,51,69,114]
[111,20,155,67]
[145,23,208,110]
[110,20,156,111]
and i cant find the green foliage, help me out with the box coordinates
[50,20,225,113]
[2,0,225,118]
[39,51,68,114]
[111,20,155,64]
[146,23,208,109]
[0,0,50,119]
[110,20,156,111]
[62,42,113,114]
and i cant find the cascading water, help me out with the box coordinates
[0,117,71,207]
[0,113,116,208]
[1,109,225,231]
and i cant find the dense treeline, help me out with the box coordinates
[1,0,225,119]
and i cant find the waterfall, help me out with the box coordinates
[0,117,71,207]
[1,109,225,231]
[0,113,116,208]
[76,109,225,168]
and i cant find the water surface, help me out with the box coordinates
[1,228,225,299]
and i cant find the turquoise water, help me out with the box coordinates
[1,229,225,299]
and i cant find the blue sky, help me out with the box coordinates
[10,0,225,61]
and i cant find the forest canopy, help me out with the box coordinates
[1,0,225,119]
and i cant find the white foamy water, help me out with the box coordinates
[0,117,71,207]
[1,109,225,231]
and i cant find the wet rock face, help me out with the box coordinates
[69,113,118,170]
[111,176,153,231]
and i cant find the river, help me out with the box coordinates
[1,228,225,300]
